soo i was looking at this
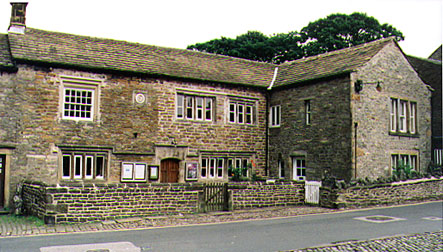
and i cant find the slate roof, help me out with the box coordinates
[275,38,395,87]
[0,34,15,71]
[428,45,442,62]
[406,55,442,90]
[7,28,276,87]
[6,27,397,89]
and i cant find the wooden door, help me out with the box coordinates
[160,159,179,183]
[0,155,5,208]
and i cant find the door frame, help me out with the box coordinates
[0,148,13,209]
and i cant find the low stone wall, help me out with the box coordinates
[230,181,305,210]
[22,182,201,224]
[320,178,443,209]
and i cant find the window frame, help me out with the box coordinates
[61,151,109,181]
[391,153,418,173]
[228,100,255,125]
[292,157,306,181]
[60,75,102,122]
[305,100,311,126]
[389,98,418,135]
[176,93,214,122]
[270,105,281,127]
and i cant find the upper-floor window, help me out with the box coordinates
[390,98,417,134]
[60,76,102,121]
[62,151,108,180]
[176,94,213,121]
[270,105,281,127]
[305,100,311,125]
[228,100,254,124]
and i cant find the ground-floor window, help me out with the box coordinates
[278,159,285,178]
[391,153,418,174]
[201,156,251,179]
[292,157,306,181]
[434,149,442,165]
[62,151,108,180]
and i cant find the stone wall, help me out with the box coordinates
[230,181,305,209]
[22,182,200,223]
[1,64,268,206]
[320,178,443,209]
[21,181,306,223]
[351,43,432,178]
[268,75,353,181]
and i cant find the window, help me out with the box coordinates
[270,105,281,127]
[305,100,311,125]
[61,152,107,180]
[390,98,417,134]
[278,159,285,178]
[176,94,213,121]
[292,157,306,181]
[391,153,418,172]
[201,156,251,179]
[60,76,102,121]
[228,101,255,125]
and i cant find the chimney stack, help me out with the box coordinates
[8,2,28,34]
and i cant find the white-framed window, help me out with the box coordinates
[292,157,306,181]
[60,76,102,121]
[409,102,416,134]
[121,162,147,182]
[390,98,417,134]
[62,151,107,180]
[270,105,281,127]
[391,153,418,172]
[176,94,213,121]
[228,100,255,125]
[390,98,398,131]
[399,100,407,132]
[305,100,311,125]
[434,149,442,165]
[201,156,251,179]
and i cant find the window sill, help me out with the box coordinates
[389,131,420,138]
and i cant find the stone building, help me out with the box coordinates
[0,3,433,208]
[268,39,433,181]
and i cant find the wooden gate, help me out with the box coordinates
[203,183,228,212]
[305,181,322,205]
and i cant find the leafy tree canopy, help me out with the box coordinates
[187,12,404,63]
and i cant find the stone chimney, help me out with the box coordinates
[8,2,28,34]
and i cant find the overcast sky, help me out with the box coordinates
[1,0,442,59]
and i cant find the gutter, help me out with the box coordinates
[267,67,279,90]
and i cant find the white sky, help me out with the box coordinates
[1,0,442,58]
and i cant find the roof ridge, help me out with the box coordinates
[26,27,276,68]
[281,37,395,66]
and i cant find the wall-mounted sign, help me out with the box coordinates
[121,162,147,182]
[149,165,159,180]
[186,162,198,181]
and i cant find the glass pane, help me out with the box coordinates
[96,156,104,177]
[62,155,71,178]
[86,156,93,176]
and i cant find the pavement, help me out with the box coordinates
[0,202,442,251]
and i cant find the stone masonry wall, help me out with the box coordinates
[320,178,443,209]
[22,182,200,223]
[351,42,432,178]
[269,75,353,181]
[2,64,268,206]
[230,181,305,210]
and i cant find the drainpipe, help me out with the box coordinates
[354,122,358,179]
[265,67,279,177]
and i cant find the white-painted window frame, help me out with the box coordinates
[270,105,281,127]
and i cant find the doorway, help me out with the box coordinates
[0,155,5,208]
[160,159,180,183]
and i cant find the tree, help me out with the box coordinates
[187,31,302,64]
[187,12,404,63]
[300,13,404,57]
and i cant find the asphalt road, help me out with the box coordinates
[0,202,442,252]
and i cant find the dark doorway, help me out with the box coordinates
[160,159,180,183]
[0,155,5,208]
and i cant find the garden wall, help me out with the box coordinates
[230,181,305,209]
[320,178,443,209]
[22,182,201,224]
